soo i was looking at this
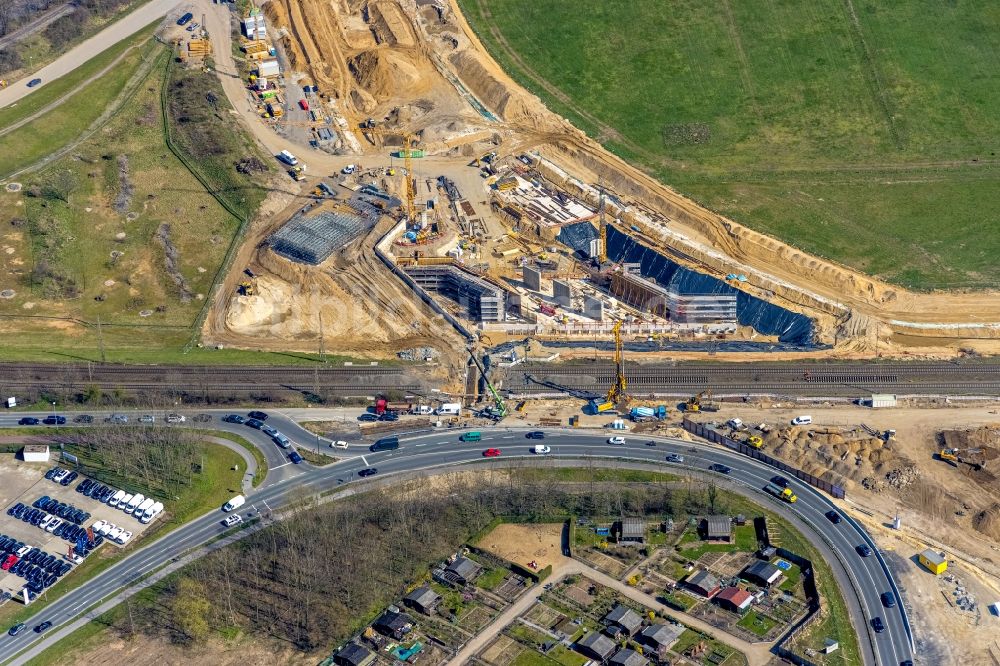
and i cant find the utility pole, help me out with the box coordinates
[96,316,106,363]
[318,312,326,363]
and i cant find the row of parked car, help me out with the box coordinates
[222,411,304,463]
[0,532,74,593]
[76,477,163,525]
[5,503,102,554]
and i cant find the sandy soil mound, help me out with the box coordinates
[973,504,1000,541]
[349,49,424,102]
[940,425,1000,452]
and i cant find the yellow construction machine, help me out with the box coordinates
[938,447,986,471]
[606,320,629,408]
[684,390,711,412]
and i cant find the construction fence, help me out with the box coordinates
[682,418,846,500]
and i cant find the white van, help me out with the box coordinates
[223,495,245,512]
[436,402,461,416]
[791,415,813,426]
[415,405,434,415]
[533,445,551,454]
[108,490,126,508]
[125,493,144,513]
[134,497,154,517]
[277,150,298,166]
[119,493,134,510]
[141,501,163,524]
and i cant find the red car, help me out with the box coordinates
[482,448,501,458]
[1,554,17,571]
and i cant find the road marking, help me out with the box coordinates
[361,455,369,467]
[501,436,514,439]
[270,462,291,470]
[414,443,428,447]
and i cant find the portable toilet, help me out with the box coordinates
[919,549,947,575]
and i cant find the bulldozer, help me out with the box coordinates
[237,279,255,296]
[938,447,986,471]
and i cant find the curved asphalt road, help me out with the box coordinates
[0,418,912,666]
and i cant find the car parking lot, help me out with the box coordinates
[0,459,162,602]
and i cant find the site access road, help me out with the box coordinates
[0,424,909,666]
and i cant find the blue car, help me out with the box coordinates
[26,78,41,88]
[289,451,304,464]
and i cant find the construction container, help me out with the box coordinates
[868,394,897,408]
[919,549,947,575]
[257,59,280,78]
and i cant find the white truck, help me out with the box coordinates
[140,501,163,524]
[223,495,245,512]
[436,402,461,416]
[125,493,144,513]
[133,497,155,518]
[277,150,298,166]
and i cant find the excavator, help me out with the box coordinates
[684,390,711,412]
[938,447,987,471]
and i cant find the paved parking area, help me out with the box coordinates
[0,458,160,599]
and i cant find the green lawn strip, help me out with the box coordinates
[0,43,160,179]
[663,590,697,611]
[195,430,268,487]
[476,566,509,591]
[737,609,778,637]
[733,525,758,551]
[679,542,739,560]
[507,622,552,649]
[510,650,560,666]
[547,645,588,666]
[0,19,158,128]
[295,447,339,467]
[0,440,242,628]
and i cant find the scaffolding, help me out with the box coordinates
[404,265,507,322]
[268,202,374,265]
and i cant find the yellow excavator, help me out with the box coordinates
[685,390,711,412]
[938,447,986,471]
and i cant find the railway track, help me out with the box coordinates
[507,362,1000,396]
[0,363,416,394]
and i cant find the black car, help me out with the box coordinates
[60,471,78,486]
[357,413,378,422]
[44,468,59,481]
[7,503,23,516]
[709,463,732,474]
[34,495,50,507]
[856,544,873,557]
[222,414,245,424]
[871,616,885,633]
[77,479,92,493]
[771,475,789,487]
[357,467,378,477]
[59,562,71,576]
[73,414,93,423]
[26,78,41,88]
[18,417,40,425]
[53,523,66,537]
[33,620,52,633]
[8,623,25,636]
[42,415,66,425]
[247,411,268,421]
[245,418,264,429]
[526,431,545,439]
[378,413,399,422]
[289,451,304,464]
[825,510,842,524]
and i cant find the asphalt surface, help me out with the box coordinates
[0,0,182,109]
[0,413,911,666]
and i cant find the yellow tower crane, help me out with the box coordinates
[356,125,420,222]
[606,320,628,407]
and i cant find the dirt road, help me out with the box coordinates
[0,0,182,109]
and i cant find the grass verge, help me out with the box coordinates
[202,430,268,487]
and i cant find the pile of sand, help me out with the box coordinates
[973,503,1000,541]
[349,50,424,102]
[940,426,1000,453]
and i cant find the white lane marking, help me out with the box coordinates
[270,462,291,470]
[501,436,514,439]
[415,443,428,447]
[361,455,369,467]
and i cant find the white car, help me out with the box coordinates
[222,514,243,527]
[38,514,53,530]
[330,440,349,449]
[341,164,356,174]
[116,530,133,545]
[46,518,62,533]
[166,413,185,423]
[791,415,813,426]
[607,436,626,445]
[52,469,69,482]
[98,522,115,536]
[107,527,124,542]
[533,445,551,454]
[91,520,107,533]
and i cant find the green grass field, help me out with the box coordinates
[0,43,270,362]
[459,0,1000,289]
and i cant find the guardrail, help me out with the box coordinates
[682,418,846,499]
